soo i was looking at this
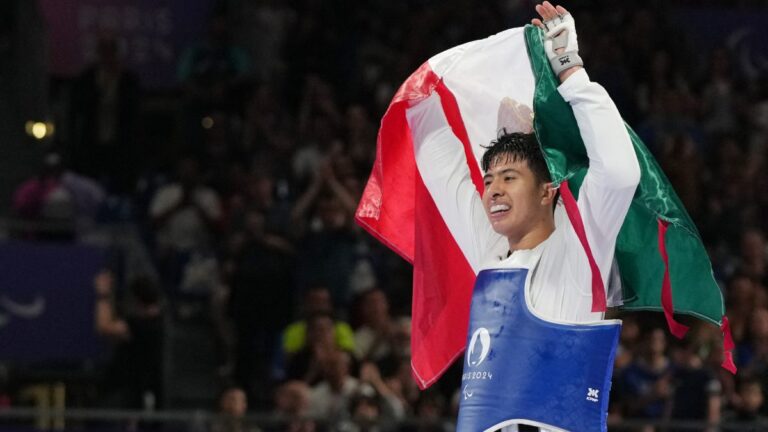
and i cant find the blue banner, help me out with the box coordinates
[0,241,106,362]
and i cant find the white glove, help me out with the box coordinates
[541,13,583,76]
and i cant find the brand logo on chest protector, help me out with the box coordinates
[467,327,491,366]
[586,388,599,402]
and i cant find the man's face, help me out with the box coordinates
[482,156,551,240]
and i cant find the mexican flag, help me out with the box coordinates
[356,25,734,389]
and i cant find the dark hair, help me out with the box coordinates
[481,130,551,184]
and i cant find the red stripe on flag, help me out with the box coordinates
[721,315,735,351]
[435,81,485,194]
[356,61,442,263]
[410,74,479,388]
[559,180,606,313]
[357,62,479,388]
[720,315,737,374]
[411,166,475,389]
[657,219,690,339]
[721,351,737,374]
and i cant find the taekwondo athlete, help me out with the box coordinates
[404,2,641,430]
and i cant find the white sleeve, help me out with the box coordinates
[406,92,504,272]
[557,69,641,286]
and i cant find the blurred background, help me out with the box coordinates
[0,0,766,430]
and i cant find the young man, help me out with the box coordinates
[409,1,639,322]
[406,2,640,430]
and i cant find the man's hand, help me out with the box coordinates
[531,1,583,82]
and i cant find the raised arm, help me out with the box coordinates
[94,270,130,340]
[534,2,640,280]
[562,69,640,277]
[406,92,504,272]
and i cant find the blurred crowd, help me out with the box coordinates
[6,0,768,430]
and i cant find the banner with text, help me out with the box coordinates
[38,0,215,88]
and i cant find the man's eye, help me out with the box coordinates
[505,176,515,181]
[484,181,491,187]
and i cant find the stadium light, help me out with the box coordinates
[25,121,55,140]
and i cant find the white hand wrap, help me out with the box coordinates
[542,13,583,76]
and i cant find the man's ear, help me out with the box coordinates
[540,182,557,206]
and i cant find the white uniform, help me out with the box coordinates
[407,69,640,431]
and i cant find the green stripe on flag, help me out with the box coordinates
[524,25,725,326]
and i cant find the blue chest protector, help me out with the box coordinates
[457,269,621,431]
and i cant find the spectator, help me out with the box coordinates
[307,350,359,421]
[282,286,356,356]
[225,206,294,403]
[227,171,292,242]
[392,317,411,358]
[359,362,405,421]
[723,375,767,428]
[150,157,222,254]
[725,273,765,350]
[149,157,223,292]
[293,77,344,184]
[12,151,105,238]
[337,384,389,432]
[735,308,768,372]
[211,386,260,432]
[177,14,250,113]
[93,270,164,410]
[353,289,395,362]
[619,328,673,421]
[285,312,355,384]
[370,316,416,415]
[70,34,140,193]
[668,337,721,430]
[292,161,363,306]
[290,152,359,233]
[400,390,453,432]
[736,229,767,286]
[381,356,420,419]
[271,380,315,432]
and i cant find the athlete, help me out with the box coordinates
[406,2,641,430]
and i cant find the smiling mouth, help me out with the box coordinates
[489,204,510,215]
